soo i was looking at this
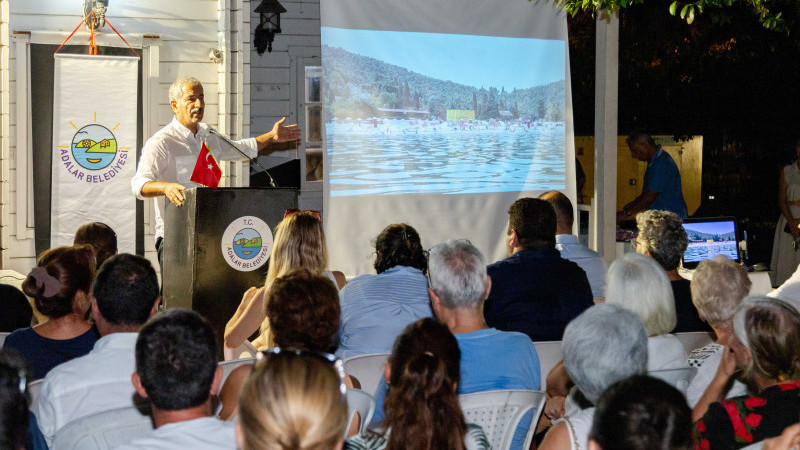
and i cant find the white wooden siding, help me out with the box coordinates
[3,0,249,272]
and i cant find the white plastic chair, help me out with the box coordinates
[532,341,563,390]
[0,332,9,348]
[50,406,153,450]
[648,366,698,394]
[343,353,390,396]
[27,379,44,408]
[345,388,375,437]
[223,340,258,361]
[219,357,256,387]
[674,332,715,354]
[459,389,546,450]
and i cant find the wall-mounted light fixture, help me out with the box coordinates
[83,0,109,30]
[254,0,287,55]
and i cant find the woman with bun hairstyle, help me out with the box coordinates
[4,245,99,379]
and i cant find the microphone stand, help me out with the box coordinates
[207,127,278,188]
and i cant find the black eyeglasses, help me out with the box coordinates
[426,239,472,288]
[256,347,347,396]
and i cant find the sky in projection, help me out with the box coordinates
[321,27,565,91]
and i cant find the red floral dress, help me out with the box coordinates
[695,381,800,449]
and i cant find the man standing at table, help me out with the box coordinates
[617,130,687,221]
[131,76,300,266]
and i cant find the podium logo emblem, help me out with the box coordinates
[221,216,273,271]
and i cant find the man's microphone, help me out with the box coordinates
[206,126,278,188]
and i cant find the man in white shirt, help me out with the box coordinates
[131,76,301,263]
[33,254,160,446]
[540,190,607,299]
[115,310,235,450]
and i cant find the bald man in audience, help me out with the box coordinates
[540,190,607,299]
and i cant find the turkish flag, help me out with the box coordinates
[190,142,222,188]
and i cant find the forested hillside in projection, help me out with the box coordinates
[322,45,565,122]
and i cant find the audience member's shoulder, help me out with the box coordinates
[4,327,35,345]
[486,254,518,272]
[341,273,377,289]
[491,328,536,347]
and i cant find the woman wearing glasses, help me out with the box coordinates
[346,318,489,450]
[336,223,431,359]
[237,349,348,450]
[224,210,346,351]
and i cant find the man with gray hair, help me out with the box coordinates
[370,240,540,450]
[539,303,648,450]
[132,76,301,266]
[429,239,541,450]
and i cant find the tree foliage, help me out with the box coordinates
[553,0,800,33]
[321,45,565,122]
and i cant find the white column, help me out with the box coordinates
[592,10,619,264]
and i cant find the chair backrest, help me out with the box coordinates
[345,388,375,437]
[648,366,698,394]
[219,357,255,387]
[223,340,258,361]
[343,353,390,396]
[50,406,153,450]
[674,332,715,355]
[0,332,9,348]
[459,389,546,450]
[28,379,44,408]
[532,341,563,391]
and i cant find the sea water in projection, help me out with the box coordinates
[322,28,567,196]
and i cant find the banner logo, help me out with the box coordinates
[221,216,273,271]
[58,115,130,184]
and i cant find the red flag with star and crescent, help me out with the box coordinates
[190,141,222,188]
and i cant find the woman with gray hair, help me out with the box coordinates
[539,303,648,450]
[686,256,751,414]
[544,253,685,422]
[695,297,800,449]
[606,252,688,370]
[635,210,710,332]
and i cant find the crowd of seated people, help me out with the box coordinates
[8,196,800,450]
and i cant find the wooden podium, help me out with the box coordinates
[163,187,297,357]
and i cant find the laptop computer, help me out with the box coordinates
[681,217,740,270]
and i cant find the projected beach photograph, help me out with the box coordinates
[683,221,738,264]
[321,28,567,197]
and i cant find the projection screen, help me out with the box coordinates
[321,0,576,276]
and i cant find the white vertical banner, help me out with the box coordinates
[51,54,138,253]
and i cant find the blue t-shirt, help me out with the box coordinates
[3,326,100,379]
[336,266,432,359]
[370,328,541,450]
[643,146,688,217]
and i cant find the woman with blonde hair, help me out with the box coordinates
[224,211,345,350]
[236,349,348,450]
